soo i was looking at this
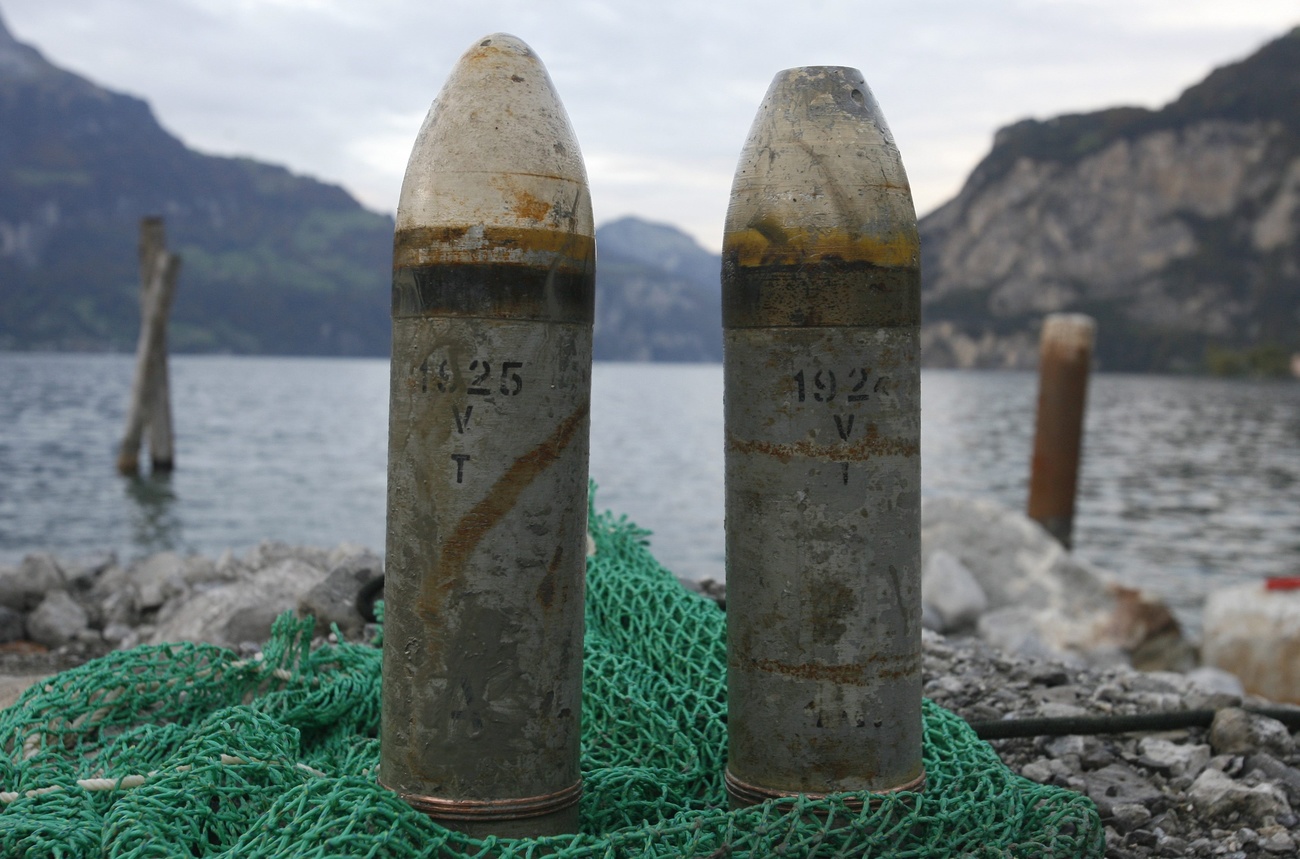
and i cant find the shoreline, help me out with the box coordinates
[0,541,1297,858]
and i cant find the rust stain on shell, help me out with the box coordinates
[510,190,554,221]
[726,424,918,463]
[417,403,589,621]
[742,650,921,685]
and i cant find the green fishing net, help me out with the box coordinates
[0,504,1103,858]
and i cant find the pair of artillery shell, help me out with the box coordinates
[382,35,924,839]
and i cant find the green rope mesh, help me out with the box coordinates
[0,503,1103,858]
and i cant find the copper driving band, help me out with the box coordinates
[383,779,582,822]
[724,768,926,809]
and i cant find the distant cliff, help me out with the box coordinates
[8,8,1296,372]
[593,217,721,362]
[920,27,1300,372]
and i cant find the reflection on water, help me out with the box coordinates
[123,472,181,553]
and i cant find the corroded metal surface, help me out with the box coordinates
[1027,314,1096,549]
[722,66,924,804]
[380,33,592,839]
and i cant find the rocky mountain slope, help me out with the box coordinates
[920,27,1300,372]
[6,7,1296,371]
[0,12,723,361]
[0,12,394,355]
[593,217,722,362]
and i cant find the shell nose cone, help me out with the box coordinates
[470,32,534,56]
[724,65,917,268]
[396,33,592,238]
[765,66,894,145]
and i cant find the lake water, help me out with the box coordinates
[2,353,1298,633]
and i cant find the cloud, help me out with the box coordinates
[3,0,1296,250]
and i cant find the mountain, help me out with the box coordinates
[919,27,1300,373]
[0,11,392,355]
[0,13,724,361]
[593,217,722,362]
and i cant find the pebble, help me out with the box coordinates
[1212,708,1296,758]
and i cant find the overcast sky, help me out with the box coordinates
[4,1,1297,250]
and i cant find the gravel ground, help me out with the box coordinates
[683,577,1300,859]
[920,629,1300,859]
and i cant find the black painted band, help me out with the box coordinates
[393,263,594,324]
[722,259,920,329]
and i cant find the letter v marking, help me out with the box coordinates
[454,405,474,434]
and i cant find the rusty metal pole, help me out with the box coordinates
[379,34,593,839]
[1026,313,1095,549]
[722,67,924,807]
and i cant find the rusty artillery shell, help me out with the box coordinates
[722,67,924,806]
[1027,313,1095,549]
[380,33,593,839]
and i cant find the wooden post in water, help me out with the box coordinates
[117,217,181,475]
[1026,313,1095,548]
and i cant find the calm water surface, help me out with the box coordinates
[2,353,1298,632]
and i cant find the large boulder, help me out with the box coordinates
[921,497,1188,667]
[1202,580,1300,704]
[0,553,66,611]
[0,606,24,644]
[297,553,384,640]
[920,550,987,633]
[27,590,89,649]
[126,551,189,611]
[1187,767,1292,822]
[148,558,329,649]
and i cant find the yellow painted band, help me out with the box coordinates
[724,225,918,269]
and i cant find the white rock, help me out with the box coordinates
[102,623,136,647]
[297,554,383,640]
[976,606,1079,664]
[922,497,1185,667]
[180,555,222,586]
[922,496,1112,614]
[1261,829,1296,855]
[243,541,330,574]
[0,553,66,611]
[1186,666,1245,698]
[921,549,988,632]
[1137,738,1211,778]
[90,564,129,601]
[128,552,188,610]
[1202,580,1300,704]
[1187,768,1291,821]
[27,589,89,648]
[215,549,246,580]
[1210,708,1296,758]
[148,558,329,649]
[326,542,372,569]
[921,602,944,632]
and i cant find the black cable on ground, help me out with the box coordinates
[969,706,1300,740]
